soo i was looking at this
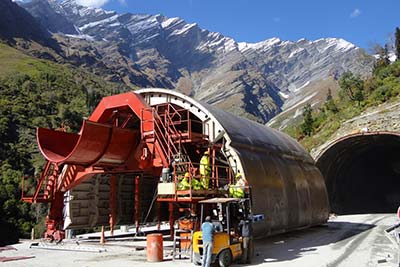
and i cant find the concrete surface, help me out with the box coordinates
[1,214,398,267]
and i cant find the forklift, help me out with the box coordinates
[192,197,252,267]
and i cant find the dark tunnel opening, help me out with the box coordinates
[316,132,400,215]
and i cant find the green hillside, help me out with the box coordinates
[0,43,129,244]
[285,59,400,151]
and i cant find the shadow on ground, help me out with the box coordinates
[241,221,376,266]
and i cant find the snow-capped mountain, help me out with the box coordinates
[18,0,375,124]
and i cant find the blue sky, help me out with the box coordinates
[83,0,399,50]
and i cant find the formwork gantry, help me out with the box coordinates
[22,89,329,242]
[22,91,231,240]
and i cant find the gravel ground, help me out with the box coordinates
[1,214,398,267]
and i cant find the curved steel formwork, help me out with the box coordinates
[138,89,330,236]
[37,120,139,166]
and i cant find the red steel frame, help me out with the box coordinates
[22,92,232,240]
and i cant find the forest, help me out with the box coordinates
[0,43,128,244]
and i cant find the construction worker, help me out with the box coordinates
[239,215,253,264]
[178,172,201,190]
[201,215,215,267]
[177,172,190,190]
[191,175,201,190]
[229,173,248,198]
[199,150,211,189]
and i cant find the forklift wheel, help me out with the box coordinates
[218,249,232,267]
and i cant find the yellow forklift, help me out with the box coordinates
[192,197,252,267]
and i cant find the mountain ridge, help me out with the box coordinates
[15,0,375,123]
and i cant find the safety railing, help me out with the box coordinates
[141,103,207,169]
[170,161,233,201]
[21,161,59,203]
[140,107,168,166]
[156,104,208,143]
[156,103,182,125]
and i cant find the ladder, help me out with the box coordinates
[141,104,195,171]
[22,161,59,203]
[172,228,193,261]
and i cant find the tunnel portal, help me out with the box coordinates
[316,132,400,214]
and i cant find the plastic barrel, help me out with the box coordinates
[146,233,163,262]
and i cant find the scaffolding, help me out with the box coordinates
[21,92,237,242]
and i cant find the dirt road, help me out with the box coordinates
[1,214,398,267]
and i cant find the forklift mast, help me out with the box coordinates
[199,195,252,233]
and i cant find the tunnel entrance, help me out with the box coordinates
[316,132,400,214]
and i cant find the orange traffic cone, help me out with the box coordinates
[100,226,105,244]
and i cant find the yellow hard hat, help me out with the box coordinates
[236,173,242,179]
[184,172,190,178]
[204,151,209,155]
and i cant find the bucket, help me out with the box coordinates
[146,233,163,262]
[161,168,170,182]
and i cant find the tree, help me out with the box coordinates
[395,27,400,61]
[372,43,390,71]
[300,104,314,136]
[354,87,364,106]
[338,71,364,104]
[324,89,338,113]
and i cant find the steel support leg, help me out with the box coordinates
[169,202,174,238]
[135,175,140,234]
[109,174,117,236]
[157,201,161,231]
[45,191,65,242]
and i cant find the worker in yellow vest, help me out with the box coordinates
[178,172,202,190]
[199,151,211,189]
[191,175,201,190]
[177,172,190,190]
[229,173,248,198]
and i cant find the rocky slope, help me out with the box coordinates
[268,77,341,130]
[18,0,375,123]
[0,0,57,48]
[311,99,400,159]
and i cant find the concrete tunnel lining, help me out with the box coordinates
[316,132,400,215]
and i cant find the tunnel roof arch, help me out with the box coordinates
[316,131,400,214]
[315,131,400,165]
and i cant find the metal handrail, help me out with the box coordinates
[173,161,233,192]
[33,161,53,201]
[22,160,59,203]
[157,112,181,164]
[156,103,182,124]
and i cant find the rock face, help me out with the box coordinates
[0,0,52,45]
[18,0,375,123]
[311,100,400,159]
[20,0,78,35]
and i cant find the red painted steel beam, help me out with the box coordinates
[109,174,117,236]
[89,92,153,133]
